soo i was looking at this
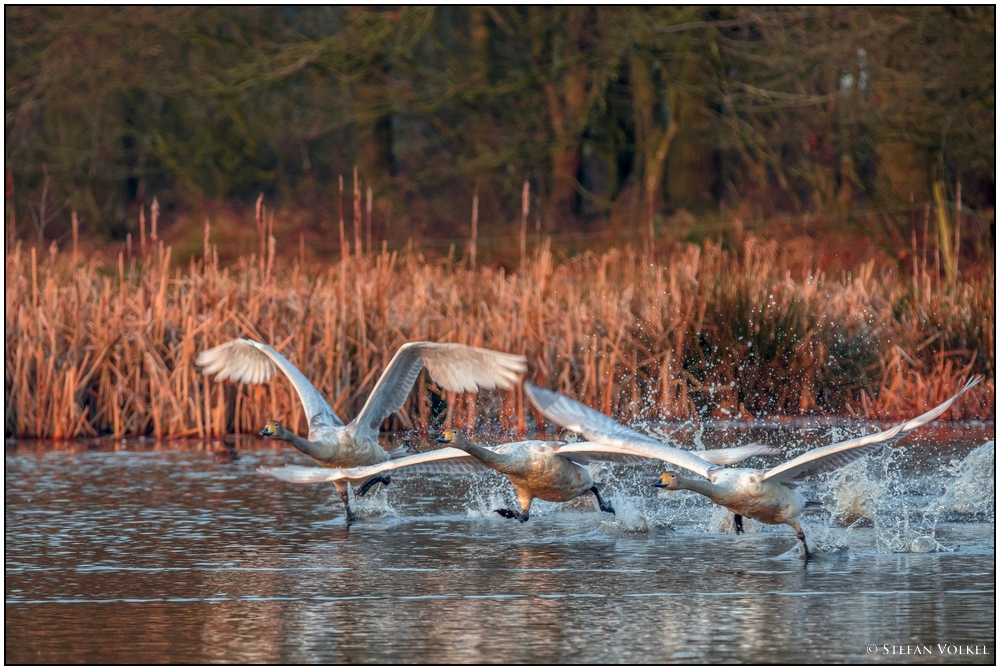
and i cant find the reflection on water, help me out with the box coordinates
[5,425,995,664]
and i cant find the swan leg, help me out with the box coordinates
[591,485,616,515]
[790,521,811,561]
[335,483,358,525]
[734,514,744,534]
[356,475,391,497]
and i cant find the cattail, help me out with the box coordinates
[150,197,159,242]
[204,220,211,261]
[71,210,79,265]
[256,193,265,271]
[353,167,362,258]
[366,186,373,254]
[338,175,347,262]
[520,179,529,269]
[139,205,146,256]
[265,234,275,283]
[470,182,479,271]
[954,180,961,280]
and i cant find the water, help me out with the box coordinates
[5,425,995,664]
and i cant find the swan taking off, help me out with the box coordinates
[259,429,775,523]
[525,377,982,559]
[197,338,526,522]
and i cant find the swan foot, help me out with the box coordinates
[496,508,529,523]
[356,475,391,497]
[734,514,744,534]
[591,485,615,515]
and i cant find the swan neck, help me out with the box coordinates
[280,426,332,461]
[452,435,511,472]
[676,474,722,499]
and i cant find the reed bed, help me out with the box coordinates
[4,236,993,440]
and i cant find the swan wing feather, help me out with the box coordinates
[350,343,526,439]
[701,443,780,465]
[525,383,719,479]
[258,447,492,485]
[553,440,773,469]
[764,376,981,484]
[197,338,343,428]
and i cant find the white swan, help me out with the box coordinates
[259,430,776,523]
[197,338,526,521]
[524,377,982,558]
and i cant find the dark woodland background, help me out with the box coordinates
[5,7,994,259]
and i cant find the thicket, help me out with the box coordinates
[5,232,991,440]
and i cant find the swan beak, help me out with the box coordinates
[259,425,274,437]
[435,434,448,444]
[652,479,665,488]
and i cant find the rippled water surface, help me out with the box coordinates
[5,424,995,664]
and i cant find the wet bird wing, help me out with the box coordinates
[349,343,526,441]
[524,383,722,479]
[763,376,981,484]
[196,338,343,429]
[258,446,494,485]
[554,441,777,466]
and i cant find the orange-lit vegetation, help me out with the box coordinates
[4,225,992,440]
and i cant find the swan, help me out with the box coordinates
[524,377,982,559]
[197,338,526,522]
[259,430,776,523]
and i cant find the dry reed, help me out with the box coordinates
[3,235,993,440]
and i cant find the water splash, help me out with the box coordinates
[813,439,995,553]
[939,441,995,520]
[822,458,884,527]
[462,473,517,519]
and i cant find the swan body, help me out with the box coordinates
[526,377,982,558]
[198,338,526,521]
[439,433,610,521]
[259,430,775,523]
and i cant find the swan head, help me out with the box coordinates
[436,429,459,444]
[259,420,283,438]
[653,472,680,490]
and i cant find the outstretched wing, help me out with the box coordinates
[554,441,777,467]
[764,376,982,484]
[701,443,779,465]
[196,338,343,429]
[350,342,526,440]
[525,383,721,479]
[258,446,493,485]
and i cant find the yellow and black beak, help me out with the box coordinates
[435,430,454,444]
[259,423,276,437]
[652,473,672,488]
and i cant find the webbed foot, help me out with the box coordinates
[734,514,744,534]
[496,508,529,523]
